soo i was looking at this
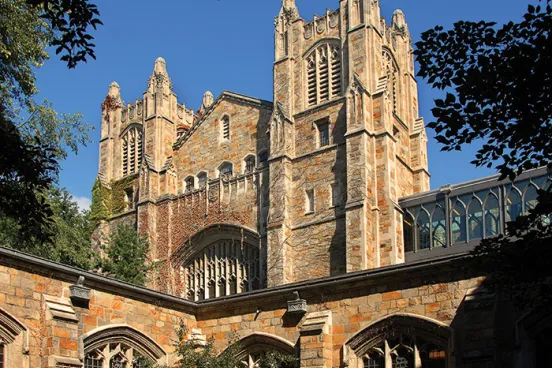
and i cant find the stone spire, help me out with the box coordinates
[108,81,120,98]
[279,0,299,20]
[153,56,168,76]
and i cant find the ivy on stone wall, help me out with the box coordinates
[89,176,137,225]
[110,176,137,215]
[90,178,110,224]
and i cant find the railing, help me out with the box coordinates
[399,167,552,262]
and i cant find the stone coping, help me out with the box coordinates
[0,246,472,314]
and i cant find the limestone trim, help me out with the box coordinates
[80,324,166,362]
[343,313,453,367]
[0,308,28,348]
[173,91,273,150]
[224,332,296,364]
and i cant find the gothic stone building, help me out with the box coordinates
[1,1,551,367]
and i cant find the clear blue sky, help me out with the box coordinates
[34,0,532,207]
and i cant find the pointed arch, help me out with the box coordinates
[344,314,453,368]
[468,196,483,240]
[506,187,523,222]
[431,205,447,248]
[80,324,166,362]
[416,209,431,250]
[484,192,500,237]
[523,183,539,214]
[0,308,29,368]
[223,332,296,367]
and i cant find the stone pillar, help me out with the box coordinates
[299,311,332,368]
[43,295,81,368]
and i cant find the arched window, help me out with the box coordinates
[451,201,467,244]
[484,193,500,237]
[403,212,415,253]
[221,116,230,141]
[0,308,28,368]
[229,333,296,368]
[506,188,522,222]
[524,184,539,214]
[219,162,233,179]
[197,172,208,189]
[82,325,166,368]
[306,43,342,106]
[180,226,262,301]
[122,126,143,176]
[185,176,195,193]
[432,205,446,248]
[346,314,451,368]
[244,155,256,173]
[416,210,430,250]
[468,198,483,240]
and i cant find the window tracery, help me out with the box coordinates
[219,162,233,180]
[122,127,143,176]
[306,43,342,106]
[244,155,256,173]
[184,240,261,301]
[84,342,151,368]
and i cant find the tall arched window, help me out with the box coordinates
[184,239,261,301]
[524,184,539,215]
[468,198,483,240]
[82,325,166,368]
[122,127,143,176]
[484,193,500,237]
[306,43,342,106]
[506,188,522,222]
[416,210,430,250]
[451,201,467,244]
[432,205,446,248]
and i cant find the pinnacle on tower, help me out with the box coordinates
[280,0,299,19]
[108,81,120,98]
[154,56,168,75]
[392,9,408,32]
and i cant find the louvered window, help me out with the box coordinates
[306,43,342,107]
[222,116,230,141]
[122,127,143,176]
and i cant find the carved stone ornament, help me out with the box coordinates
[304,23,313,40]
[316,17,326,34]
[287,291,307,314]
[137,100,143,115]
[329,11,339,28]
[69,276,91,305]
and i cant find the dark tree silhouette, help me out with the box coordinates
[415,0,552,309]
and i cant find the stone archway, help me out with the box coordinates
[226,332,296,368]
[344,314,454,368]
[175,224,263,301]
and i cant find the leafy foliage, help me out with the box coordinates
[26,0,102,69]
[414,0,552,180]
[415,0,552,311]
[0,115,57,244]
[0,185,94,269]
[98,224,152,286]
[173,322,297,368]
[90,177,110,224]
[0,0,98,244]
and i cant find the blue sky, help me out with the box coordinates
[34,0,532,207]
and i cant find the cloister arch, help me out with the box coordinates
[80,324,167,367]
[344,313,454,368]
[224,332,296,368]
[0,308,29,368]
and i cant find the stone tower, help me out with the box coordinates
[94,0,429,296]
[266,0,429,286]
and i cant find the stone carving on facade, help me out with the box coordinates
[137,100,143,115]
[329,10,340,28]
[304,23,313,39]
[316,15,326,34]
